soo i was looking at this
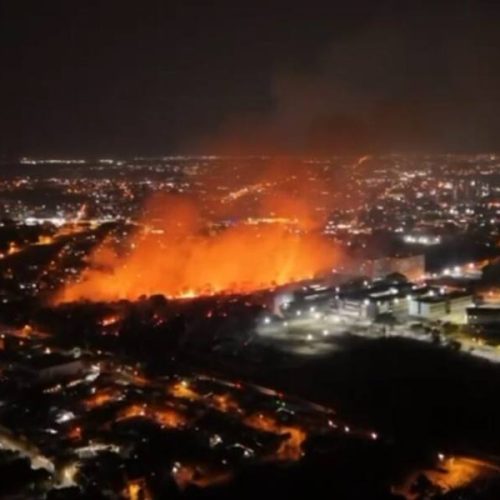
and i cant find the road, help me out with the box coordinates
[256,310,500,364]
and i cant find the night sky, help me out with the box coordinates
[2,0,500,157]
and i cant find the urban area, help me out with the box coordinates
[0,154,499,498]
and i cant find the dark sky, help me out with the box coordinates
[2,0,500,156]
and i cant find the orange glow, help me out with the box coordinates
[7,242,20,255]
[117,404,146,420]
[100,314,121,327]
[209,393,241,414]
[20,324,33,337]
[169,381,200,401]
[152,406,188,428]
[244,413,306,461]
[169,382,241,414]
[37,235,54,245]
[67,426,82,441]
[84,388,121,409]
[117,404,187,429]
[172,463,232,490]
[394,455,500,498]
[424,456,500,494]
[55,192,340,303]
[124,479,152,500]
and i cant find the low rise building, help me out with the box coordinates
[408,291,473,320]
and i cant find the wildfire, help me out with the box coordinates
[55,192,340,303]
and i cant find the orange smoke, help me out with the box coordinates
[56,189,340,303]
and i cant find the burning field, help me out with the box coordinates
[55,178,341,303]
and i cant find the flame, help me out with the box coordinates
[55,192,340,303]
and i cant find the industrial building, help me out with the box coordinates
[408,291,473,320]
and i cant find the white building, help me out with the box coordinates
[408,292,473,320]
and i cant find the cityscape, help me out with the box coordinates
[0,155,498,498]
[3,1,500,498]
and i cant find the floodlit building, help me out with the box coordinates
[408,291,473,320]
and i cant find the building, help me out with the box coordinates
[334,281,415,319]
[408,291,473,320]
